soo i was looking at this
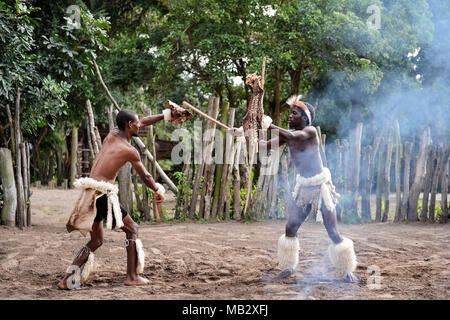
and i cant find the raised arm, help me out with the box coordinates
[139,114,164,127]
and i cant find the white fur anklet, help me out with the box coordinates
[162,109,172,121]
[277,234,299,271]
[80,252,95,284]
[135,239,145,274]
[327,237,357,279]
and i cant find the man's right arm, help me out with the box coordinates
[129,149,164,200]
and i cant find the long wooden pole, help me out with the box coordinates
[183,101,230,130]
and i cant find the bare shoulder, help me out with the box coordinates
[304,126,318,136]
[127,146,141,162]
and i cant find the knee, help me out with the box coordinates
[285,222,298,238]
[126,222,139,239]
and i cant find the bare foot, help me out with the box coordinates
[124,275,150,286]
[277,269,293,279]
[57,279,69,290]
[345,272,360,284]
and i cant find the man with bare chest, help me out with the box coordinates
[259,96,359,283]
[58,108,178,289]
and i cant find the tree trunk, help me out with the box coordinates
[21,142,30,227]
[408,127,431,221]
[14,88,25,229]
[0,148,17,226]
[25,141,31,226]
[394,121,402,222]
[421,145,435,222]
[70,128,78,188]
[400,143,413,221]
[274,67,281,126]
[107,104,114,131]
[382,125,394,222]
[148,109,160,223]
[5,104,15,159]
[47,150,55,186]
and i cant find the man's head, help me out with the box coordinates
[286,95,315,129]
[116,110,140,137]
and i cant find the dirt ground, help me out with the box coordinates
[0,187,449,300]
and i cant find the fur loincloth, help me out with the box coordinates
[291,168,340,214]
[66,178,123,236]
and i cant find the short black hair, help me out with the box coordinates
[116,110,138,131]
[293,102,315,126]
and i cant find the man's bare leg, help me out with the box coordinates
[321,206,359,283]
[121,215,149,286]
[58,221,104,289]
[278,202,312,278]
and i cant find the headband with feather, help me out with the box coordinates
[286,95,312,125]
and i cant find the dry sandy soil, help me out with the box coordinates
[0,187,449,300]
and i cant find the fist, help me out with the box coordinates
[155,193,164,203]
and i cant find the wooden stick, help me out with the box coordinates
[183,101,230,130]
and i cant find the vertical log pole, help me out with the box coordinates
[211,101,229,219]
[361,146,372,221]
[400,143,413,221]
[421,145,435,222]
[21,142,29,227]
[408,127,431,221]
[217,108,236,219]
[441,161,449,223]
[430,146,450,223]
[382,124,394,222]
[394,121,402,222]
[148,109,160,223]
[202,97,220,220]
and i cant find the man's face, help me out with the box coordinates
[288,107,305,129]
[128,116,140,137]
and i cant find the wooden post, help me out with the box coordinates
[211,101,229,219]
[350,123,363,219]
[86,99,99,156]
[189,97,215,219]
[334,139,343,193]
[400,142,413,221]
[382,124,394,222]
[232,137,243,220]
[394,121,402,222]
[421,145,435,222]
[408,127,431,221]
[0,148,17,226]
[107,104,114,131]
[216,108,235,219]
[375,140,385,222]
[429,146,450,223]
[5,104,15,160]
[202,97,220,220]
[361,146,372,221]
[148,109,160,223]
[70,128,78,188]
[441,161,449,223]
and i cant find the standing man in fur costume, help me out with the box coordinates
[258,96,359,283]
[58,107,182,289]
